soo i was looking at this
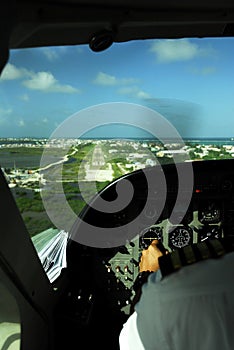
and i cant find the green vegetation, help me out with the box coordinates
[112,163,125,179]
[13,179,111,237]
[62,143,95,181]
[16,196,44,212]
[188,144,233,161]
[23,214,56,236]
[6,139,234,238]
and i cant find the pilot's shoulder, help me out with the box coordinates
[142,251,234,298]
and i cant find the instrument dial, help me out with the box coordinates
[198,225,222,242]
[198,201,221,224]
[140,226,163,249]
[169,226,192,249]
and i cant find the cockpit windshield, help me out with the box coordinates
[0,37,234,281]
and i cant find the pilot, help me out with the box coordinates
[119,239,234,350]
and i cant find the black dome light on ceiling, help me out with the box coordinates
[89,30,115,52]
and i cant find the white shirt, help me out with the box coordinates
[119,252,234,350]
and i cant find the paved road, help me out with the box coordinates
[91,145,105,167]
[85,145,113,181]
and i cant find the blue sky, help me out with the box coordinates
[0,37,233,138]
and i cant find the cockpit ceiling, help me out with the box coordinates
[8,0,234,49]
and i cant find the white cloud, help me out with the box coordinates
[94,72,117,85]
[22,71,79,93]
[190,66,216,75]
[42,47,68,61]
[0,63,31,81]
[1,63,79,94]
[42,117,48,123]
[94,72,150,99]
[42,48,59,62]
[136,90,151,99]
[19,93,29,101]
[18,119,25,127]
[0,108,13,125]
[150,39,213,63]
[93,72,137,86]
[118,86,151,99]
[0,107,13,116]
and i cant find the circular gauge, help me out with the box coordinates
[169,226,192,249]
[140,227,163,249]
[198,225,222,242]
[198,201,221,224]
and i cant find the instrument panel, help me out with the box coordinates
[65,159,234,316]
[139,199,223,251]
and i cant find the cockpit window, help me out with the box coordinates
[0,38,233,281]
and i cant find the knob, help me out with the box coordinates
[116,266,122,273]
[124,276,133,282]
[124,266,133,275]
